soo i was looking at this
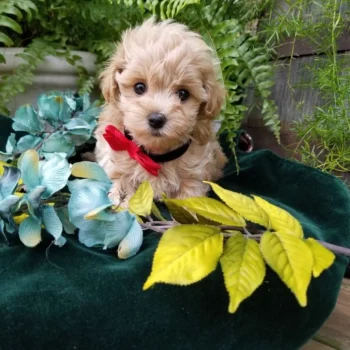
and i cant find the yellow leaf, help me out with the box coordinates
[196,214,219,225]
[260,231,313,307]
[135,214,143,223]
[253,196,303,238]
[166,197,245,226]
[143,225,223,290]
[221,233,266,313]
[163,200,197,224]
[205,182,270,228]
[112,205,143,223]
[0,161,8,175]
[128,181,154,217]
[151,202,166,221]
[13,213,29,225]
[305,238,335,278]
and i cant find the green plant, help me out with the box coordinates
[0,0,37,55]
[261,0,350,178]
[1,0,280,150]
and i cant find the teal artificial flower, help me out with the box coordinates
[68,162,143,259]
[16,149,71,247]
[0,91,101,162]
[0,166,21,246]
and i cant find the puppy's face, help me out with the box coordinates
[101,19,224,153]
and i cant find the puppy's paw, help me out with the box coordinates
[108,184,130,209]
[176,181,209,199]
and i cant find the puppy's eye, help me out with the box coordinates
[134,82,147,95]
[177,89,190,102]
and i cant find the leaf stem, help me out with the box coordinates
[13,124,63,159]
[142,222,350,257]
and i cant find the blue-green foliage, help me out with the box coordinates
[68,176,143,258]
[0,166,21,245]
[0,149,143,258]
[0,92,143,259]
[0,92,101,162]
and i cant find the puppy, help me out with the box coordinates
[95,18,227,205]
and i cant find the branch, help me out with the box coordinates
[141,222,350,257]
[13,125,63,159]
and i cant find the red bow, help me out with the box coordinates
[103,125,161,176]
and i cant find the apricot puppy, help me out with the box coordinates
[95,18,227,205]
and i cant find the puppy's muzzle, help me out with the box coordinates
[148,112,167,129]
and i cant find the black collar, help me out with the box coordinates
[124,129,191,163]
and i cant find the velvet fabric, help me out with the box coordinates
[0,116,349,349]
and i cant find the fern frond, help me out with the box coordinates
[0,0,37,50]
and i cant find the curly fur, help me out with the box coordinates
[95,18,228,205]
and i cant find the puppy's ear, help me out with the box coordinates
[100,45,126,103]
[203,78,225,119]
[193,78,224,144]
[192,118,213,145]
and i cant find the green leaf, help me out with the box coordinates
[163,200,197,224]
[1,4,23,20]
[19,216,42,247]
[71,161,111,183]
[165,197,246,226]
[220,233,266,313]
[18,149,40,190]
[129,181,154,217]
[205,182,270,228]
[0,32,14,46]
[144,225,223,289]
[42,205,63,240]
[260,231,313,307]
[39,154,71,199]
[118,214,143,259]
[0,15,22,34]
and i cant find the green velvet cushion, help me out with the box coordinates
[0,116,349,350]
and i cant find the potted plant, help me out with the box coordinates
[0,0,143,115]
[245,0,350,183]
[0,0,280,151]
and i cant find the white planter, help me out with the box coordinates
[0,48,98,114]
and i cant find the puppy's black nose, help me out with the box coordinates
[148,112,166,129]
